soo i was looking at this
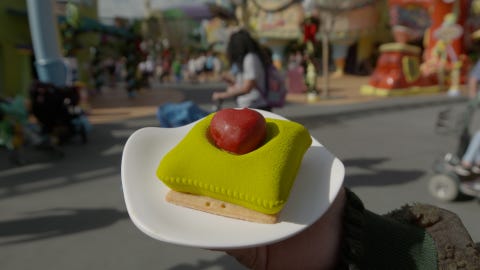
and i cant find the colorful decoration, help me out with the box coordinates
[301,13,320,99]
[361,43,439,96]
[428,12,464,94]
[301,16,320,43]
[362,0,472,96]
[389,3,431,42]
[422,0,469,67]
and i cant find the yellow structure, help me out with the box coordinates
[0,0,100,97]
[0,0,32,97]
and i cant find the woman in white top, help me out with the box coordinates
[212,29,271,111]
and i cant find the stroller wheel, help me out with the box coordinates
[428,174,460,201]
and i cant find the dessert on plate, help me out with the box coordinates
[156,108,312,223]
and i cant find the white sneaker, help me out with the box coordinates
[460,180,480,196]
[454,165,471,176]
[471,166,480,174]
[465,181,480,190]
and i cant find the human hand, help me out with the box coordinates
[212,92,225,101]
[224,188,346,270]
[213,86,239,101]
[221,73,235,85]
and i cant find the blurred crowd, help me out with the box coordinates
[135,48,225,87]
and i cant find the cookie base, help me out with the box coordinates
[166,190,278,224]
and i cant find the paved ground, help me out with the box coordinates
[88,75,468,124]
[1,74,476,270]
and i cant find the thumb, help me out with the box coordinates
[225,246,268,269]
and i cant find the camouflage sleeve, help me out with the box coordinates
[338,189,480,269]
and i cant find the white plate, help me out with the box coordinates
[121,110,344,249]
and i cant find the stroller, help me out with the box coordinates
[29,81,91,147]
[429,97,480,201]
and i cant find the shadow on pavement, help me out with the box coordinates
[287,97,467,132]
[0,111,155,199]
[343,157,390,168]
[345,169,424,187]
[343,157,425,187]
[168,254,245,270]
[0,208,128,246]
[0,122,125,199]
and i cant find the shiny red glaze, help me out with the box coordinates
[209,108,267,154]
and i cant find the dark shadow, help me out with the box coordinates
[0,208,128,246]
[343,157,390,169]
[265,122,280,141]
[289,98,468,131]
[342,157,425,187]
[453,193,477,202]
[345,169,425,187]
[0,157,121,200]
[0,120,126,199]
[168,254,245,270]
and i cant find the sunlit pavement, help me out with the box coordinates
[0,75,473,269]
[88,75,468,124]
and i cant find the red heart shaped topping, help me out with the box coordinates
[209,108,267,154]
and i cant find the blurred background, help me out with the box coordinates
[1,0,480,269]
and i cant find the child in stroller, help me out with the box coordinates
[451,58,480,195]
[429,59,480,200]
[452,129,480,176]
[430,97,480,200]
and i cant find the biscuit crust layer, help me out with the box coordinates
[166,190,278,224]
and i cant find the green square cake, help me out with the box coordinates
[156,114,312,215]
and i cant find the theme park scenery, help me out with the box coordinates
[244,0,379,100]
[362,0,478,97]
